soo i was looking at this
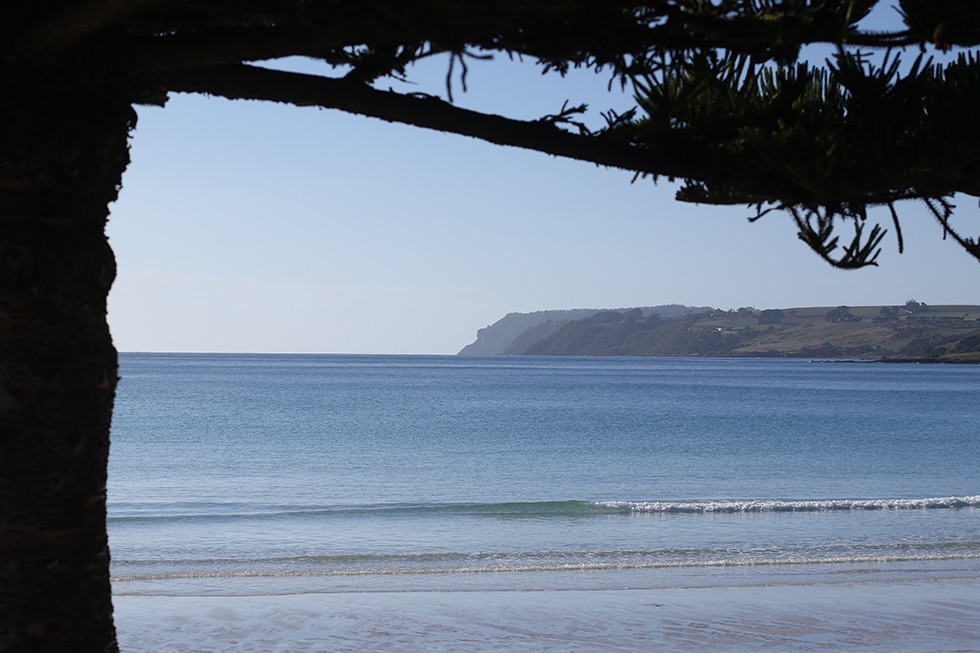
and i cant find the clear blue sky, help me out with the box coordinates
[106,16,979,354]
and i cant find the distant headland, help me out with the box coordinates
[459,301,980,362]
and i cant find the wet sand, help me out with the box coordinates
[114,578,980,652]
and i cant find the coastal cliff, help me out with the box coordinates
[459,303,980,362]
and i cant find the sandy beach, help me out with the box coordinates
[114,578,980,652]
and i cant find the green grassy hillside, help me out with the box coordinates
[511,303,980,361]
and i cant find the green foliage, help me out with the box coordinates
[759,308,784,324]
[826,305,860,322]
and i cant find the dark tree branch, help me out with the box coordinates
[157,63,719,181]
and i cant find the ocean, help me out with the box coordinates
[107,354,980,650]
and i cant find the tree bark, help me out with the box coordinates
[0,93,134,652]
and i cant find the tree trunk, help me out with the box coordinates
[0,94,134,652]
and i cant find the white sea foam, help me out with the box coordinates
[602,496,980,513]
[111,547,980,585]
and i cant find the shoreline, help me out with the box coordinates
[114,577,980,652]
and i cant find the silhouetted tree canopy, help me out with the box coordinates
[5,1,980,268]
[3,2,980,651]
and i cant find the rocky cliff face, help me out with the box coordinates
[457,309,599,356]
[457,305,706,356]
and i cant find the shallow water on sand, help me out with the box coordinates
[114,580,980,652]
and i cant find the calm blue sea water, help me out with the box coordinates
[107,354,980,596]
